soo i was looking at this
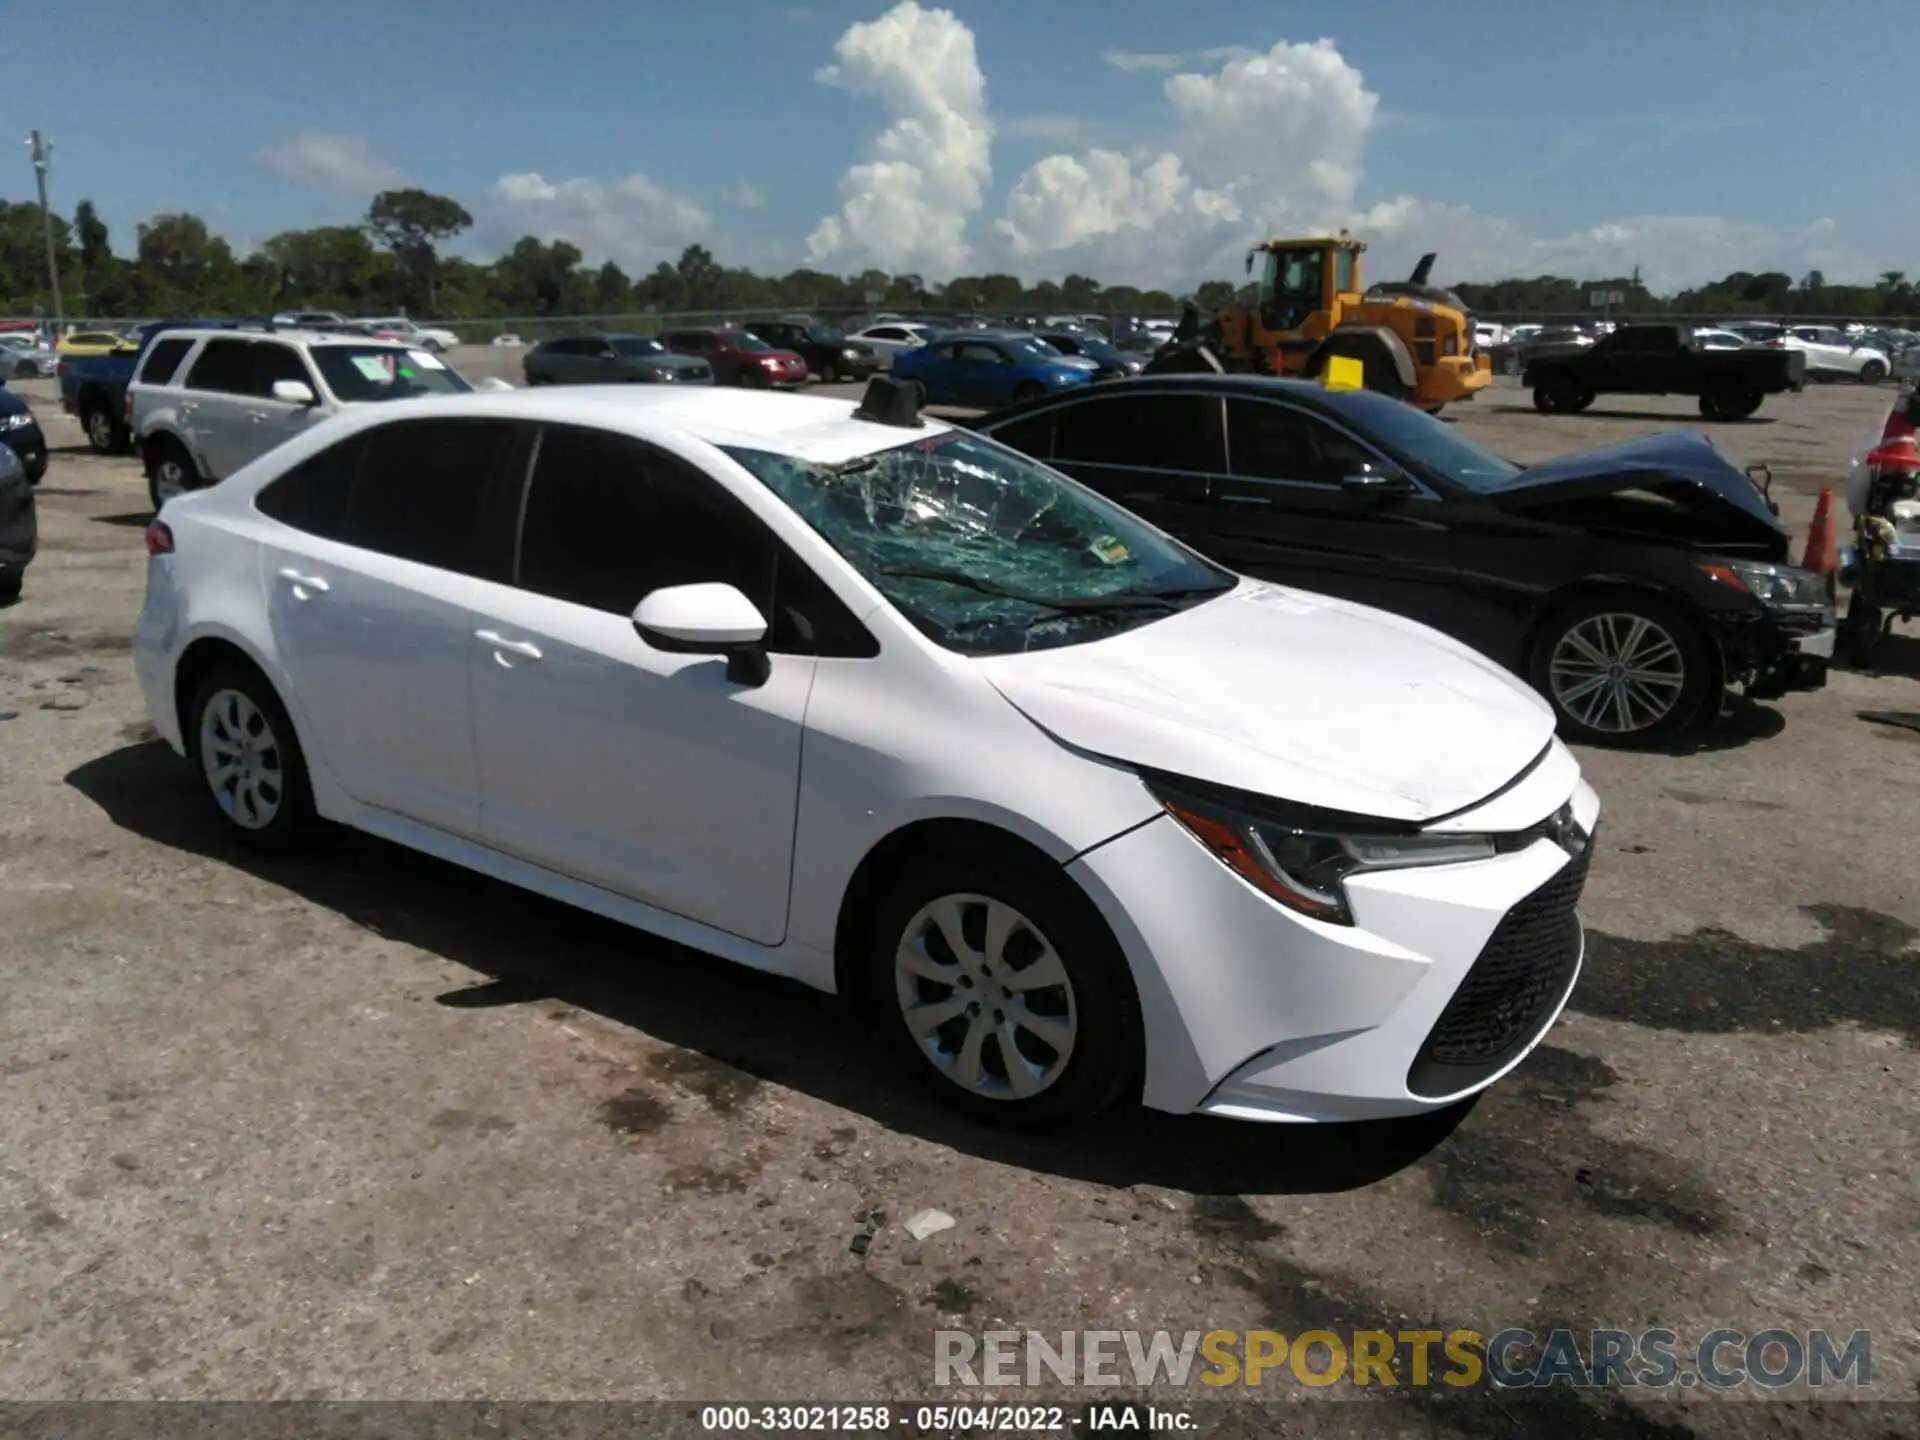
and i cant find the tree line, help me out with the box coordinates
[2,189,1915,322]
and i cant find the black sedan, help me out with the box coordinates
[746,321,882,385]
[0,441,34,603]
[523,334,712,386]
[970,374,1833,746]
[0,385,47,485]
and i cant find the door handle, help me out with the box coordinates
[277,567,330,593]
[475,629,542,660]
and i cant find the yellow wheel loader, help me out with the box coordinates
[1149,233,1493,412]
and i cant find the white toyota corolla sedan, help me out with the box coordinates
[133,379,1600,1128]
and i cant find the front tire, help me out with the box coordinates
[145,437,202,513]
[817,360,839,385]
[1529,593,1712,747]
[1859,360,1887,384]
[865,847,1141,1128]
[188,664,317,851]
[1843,590,1883,668]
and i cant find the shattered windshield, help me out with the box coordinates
[722,431,1235,655]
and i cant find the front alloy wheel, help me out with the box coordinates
[895,894,1078,1103]
[868,851,1139,1127]
[1534,600,1707,746]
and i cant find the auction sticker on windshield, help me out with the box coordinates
[407,350,446,370]
[351,354,397,381]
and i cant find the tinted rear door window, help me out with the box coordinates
[1051,392,1215,470]
[183,339,254,393]
[138,337,193,385]
[254,434,366,539]
[343,419,528,579]
[1226,398,1377,483]
[249,342,312,397]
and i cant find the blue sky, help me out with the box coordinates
[8,0,1913,292]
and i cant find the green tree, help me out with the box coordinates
[134,213,235,310]
[593,260,631,313]
[365,188,474,313]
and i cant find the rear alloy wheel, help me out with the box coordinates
[146,439,201,513]
[189,666,316,850]
[1533,378,1589,414]
[1858,359,1888,384]
[1530,595,1710,747]
[868,852,1139,1128]
[85,406,120,454]
[817,360,839,385]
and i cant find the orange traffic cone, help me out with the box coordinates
[1802,487,1838,601]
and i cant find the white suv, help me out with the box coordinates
[130,329,472,511]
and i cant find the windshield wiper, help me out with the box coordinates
[880,565,1227,616]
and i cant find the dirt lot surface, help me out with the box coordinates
[2,364,1917,1432]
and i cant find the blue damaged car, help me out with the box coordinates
[889,331,1092,409]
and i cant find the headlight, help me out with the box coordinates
[0,413,32,431]
[843,348,862,359]
[1702,560,1828,608]
[1146,776,1495,925]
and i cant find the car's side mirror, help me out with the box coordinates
[272,380,317,406]
[632,582,772,687]
[597,346,618,359]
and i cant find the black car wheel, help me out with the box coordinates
[1532,378,1590,414]
[817,360,839,384]
[1700,384,1763,422]
[1529,593,1711,747]
[0,573,20,604]
[83,402,126,455]
[145,436,202,513]
[1843,590,1883,667]
[863,845,1141,1129]
[1858,360,1888,384]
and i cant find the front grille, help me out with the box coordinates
[688,365,711,381]
[1406,838,1590,1098]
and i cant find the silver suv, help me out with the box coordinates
[130,329,472,511]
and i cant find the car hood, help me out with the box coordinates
[975,579,1555,823]
[1491,430,1788,553]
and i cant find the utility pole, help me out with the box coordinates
[27,130,64,329]
[27,131,65,330]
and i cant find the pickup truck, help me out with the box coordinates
[60,318,270,454]
[1523,323,1805,421]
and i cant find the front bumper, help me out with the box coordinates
[1709,605,1833,698]
[1068,754,1601,1122]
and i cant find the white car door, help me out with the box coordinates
[465,423,822,945]
[255,416,531,838]
[235,340,326,470]
[174,337,261,479]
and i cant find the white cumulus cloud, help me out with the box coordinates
[482,172,712,272]
[259,132,402,194]
[806,0,993,274]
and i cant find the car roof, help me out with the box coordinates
[324,386,959,468]
[982,372,1397,423]
[159,328,419,349]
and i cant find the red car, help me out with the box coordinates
[659,325,808,389]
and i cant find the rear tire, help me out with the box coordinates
[1528,592,1712,747]
[187,662,317,852]
[817,360,839,385]
[82,400,128,456]
[863,845,1141,1129]
[1843,590,1883,668]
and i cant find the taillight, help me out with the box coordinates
[123,392,133,425]
[144,521,174,555]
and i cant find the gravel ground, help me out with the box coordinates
[1,364,1916,1434]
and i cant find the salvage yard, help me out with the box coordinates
[2,362,1917,1419]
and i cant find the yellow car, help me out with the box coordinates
[56,330,139,356]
